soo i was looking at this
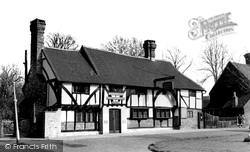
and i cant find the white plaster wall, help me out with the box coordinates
[62,83,72,104]
[102,106,109,134]
[181,97,189,108]
[155,93,173,107]
[61,110,66,122]
[67,111,74,122]
[180,90,189,97]
[196,99,202,109]
[131,95,138,106]
[138,95,146,106]
[149,108,153,117]
[127,108,130,118]
[147,90,153,107]
[196,91,202,99]
[88,85,100,105]
[190,96,196,108]
[44,109,61,138]
[167,92,176,106]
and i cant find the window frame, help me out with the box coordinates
[154,108,171,119]
[130,108,149,119]
[75,111,95,123]
[187,110,194,118]
[189,90,196,97]
[72,83,90,95]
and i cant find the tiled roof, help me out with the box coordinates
[231,62,250,80]
[42,46,204,90]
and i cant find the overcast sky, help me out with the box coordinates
[1,0,249,94]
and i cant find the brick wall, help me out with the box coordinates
[127,118,172,128]
[180,109,201,129]
[22,68,47,137]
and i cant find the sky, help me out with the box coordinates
[1,0,250,95]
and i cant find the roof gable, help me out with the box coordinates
[43,46,204,90]
[208,61,250,109]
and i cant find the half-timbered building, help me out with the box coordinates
[20,19,205,138]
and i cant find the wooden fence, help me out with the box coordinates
[0,120,14,137]
[203,113,237,128]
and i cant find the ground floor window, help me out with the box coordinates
[131,108,148,119]
[61,110,99,131]
[76,111,95,123]
[155,109,171,119]
[187,110,193,118]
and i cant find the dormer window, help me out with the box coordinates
[73,83,90,95]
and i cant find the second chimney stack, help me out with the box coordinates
[143,40,156,61]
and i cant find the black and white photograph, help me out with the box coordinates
[0,0,250,151]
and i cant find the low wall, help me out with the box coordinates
[44,109,61,138]
[127,118,172,129]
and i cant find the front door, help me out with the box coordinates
[109,109,121,133]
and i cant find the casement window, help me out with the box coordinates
[155,109,170,119]
[109,85,123,93]
[76,111,95,123]
[73,83,90,95]
[189,90,196,97]
[131,108,148,119]
[187,110,193,118]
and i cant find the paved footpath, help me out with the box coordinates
[1,128,249,152]
[58,127,250,152]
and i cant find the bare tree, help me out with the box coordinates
[101,36,144,57]
[163,47,192,73]
[0,64,24,120]
[45,32,79,50]
[200,39,232,84]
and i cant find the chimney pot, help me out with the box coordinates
[143,40,156,61]
[244,53,250,65]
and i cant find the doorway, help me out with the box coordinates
[109,109,121,133]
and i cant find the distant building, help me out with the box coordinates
[205,53,250,127]
[20,19,205,138]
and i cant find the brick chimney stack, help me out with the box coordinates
[244,53,250,65]
[143,40,156,61]
[30,19,46,73]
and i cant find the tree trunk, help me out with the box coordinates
[0,114,3,137]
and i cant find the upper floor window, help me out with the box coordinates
[189,90,196,97]
[109,85,123,93]
[73,83,90,95]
